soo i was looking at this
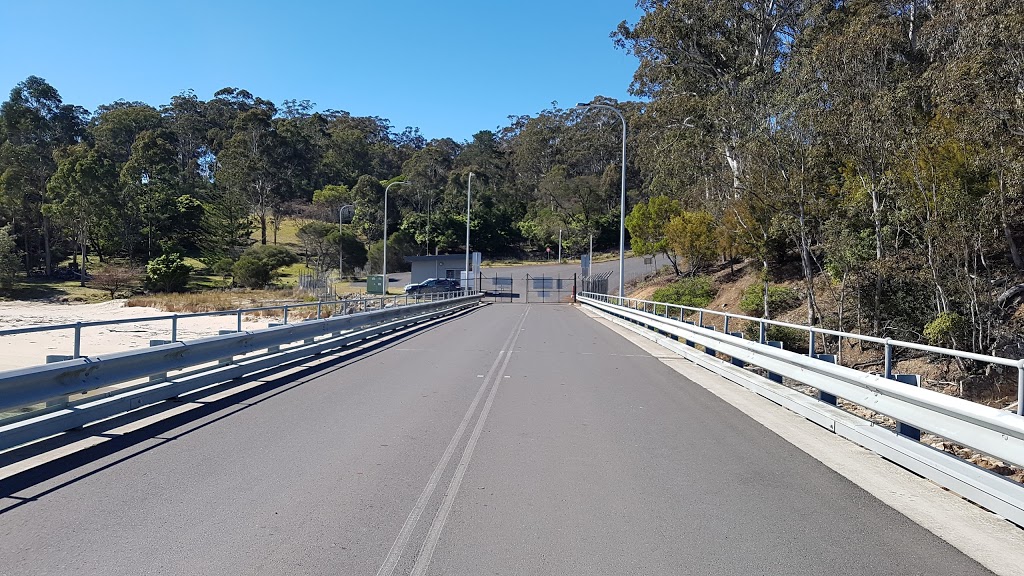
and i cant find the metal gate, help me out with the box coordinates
[523,274,575,303]
[480,275,516,302]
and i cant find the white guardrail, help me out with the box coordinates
[0,293,481,453]
[579,292,1024,527]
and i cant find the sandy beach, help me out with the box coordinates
[0,300,273,372]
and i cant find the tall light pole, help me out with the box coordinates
[558,229,562,263]
[465,172,474,295]
[339,204,353,281]
[382,181,405,295]
[576,102,627,299]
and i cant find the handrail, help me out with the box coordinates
[579,294,1024,465]
[0,293,482,451]
[0,290,477,362]
[580,291,1024,417]
[579,293,1024,527]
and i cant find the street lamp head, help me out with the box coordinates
[576,102,590,108]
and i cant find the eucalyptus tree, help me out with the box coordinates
[0,76,88,275]
[46,142,116,282]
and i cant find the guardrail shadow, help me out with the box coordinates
[0,304,483,514]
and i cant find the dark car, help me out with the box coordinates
[405,278,461,294]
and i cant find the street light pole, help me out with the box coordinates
[576,102,627,298]
[382,181,405,295]
[339,204,353,282]
[558,229,562,264]
[465,172,474,295]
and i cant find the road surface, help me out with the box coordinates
[0,303,991,575]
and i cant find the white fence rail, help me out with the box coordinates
[0,294,481,452]
[579,293,1024,527]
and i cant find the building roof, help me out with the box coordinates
[405,254,465,263]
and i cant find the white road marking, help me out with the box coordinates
[375,306,530,576]
[409,305,530,576]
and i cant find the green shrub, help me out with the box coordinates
[211,257,235,276]
[742,322,808,352]
[145,253,191,292]
[652,276,716,308]
[923,312,967,347]
[231,245,299,289]
[739,283,802,316]
[243,244,298,270]
[232,256,274,289]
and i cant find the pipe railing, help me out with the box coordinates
[0,290,476,363]
[581,291,1024,417]
[0,294,482,451]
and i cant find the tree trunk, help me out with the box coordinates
[870,186,884,336]
[42,218,52,277]
[999,170,1024,270]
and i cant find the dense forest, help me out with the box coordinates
[2,0,1023,356]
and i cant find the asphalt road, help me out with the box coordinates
[0,303,991,575]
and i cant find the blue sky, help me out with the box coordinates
[0,0,643,142]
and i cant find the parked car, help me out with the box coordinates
[405,278,461,294]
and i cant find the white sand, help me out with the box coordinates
[0,300,272,372]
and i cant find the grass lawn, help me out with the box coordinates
[1,277,110,303]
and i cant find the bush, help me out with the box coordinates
[231,245,299,289]
[651,276,716,308]
[741,322,808,352]
[244,244,298,270]
[92,264,142,298]
[211,257,235,276]
[145,253,191,292]
[923,312,967,347]
[739,283,802,316]
[232,255,275,289]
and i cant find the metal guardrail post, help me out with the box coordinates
[766,341,784,383]
[702,326,716,356]
[317,301,322,319]
[1019,362,1024,416]
[808,330,816,357]
[894,374,923,440]
[884,339,893,380]
[759,321,766,344]
[729,332,746,367]
[283,305,289,324]
[45,355,73,407]
[149,340,171,382]
[171,314,178,342]
[814,354,838,405]
[236,310,243,332]
[698,310,704,327]
[724,315,730,334]
[73,322,82,358]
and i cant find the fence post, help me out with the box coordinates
[73,322,82,359]
[883,340,893,380]
[1017,361,1023,417]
